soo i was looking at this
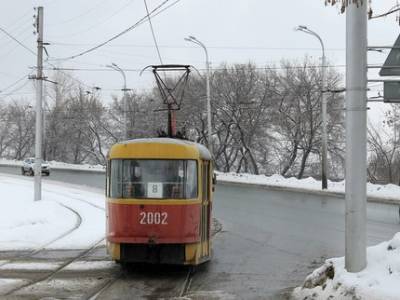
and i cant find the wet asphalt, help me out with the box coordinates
[0,165,399,299]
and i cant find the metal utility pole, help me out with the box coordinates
[184,36,213,154]
[34,6,44,201]
[295,25,328,189]
[107,63,129,139]
[345,1,367,272]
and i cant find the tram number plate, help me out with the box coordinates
[139,212,168,225]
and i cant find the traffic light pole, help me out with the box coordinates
[345,1,367,272]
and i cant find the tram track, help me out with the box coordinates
[0,201,83,268]
[179,266,195,298]
[3,237,106,297]
[0,179,111,298]
[0,185,104,263]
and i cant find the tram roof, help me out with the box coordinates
[108,138,212,160]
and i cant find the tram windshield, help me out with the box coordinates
[109,159,197,199]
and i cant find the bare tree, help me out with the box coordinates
[7,101,35,160]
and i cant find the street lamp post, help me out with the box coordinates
[107,63,129,140]
[184,36,213,154]
[295,25,328,189]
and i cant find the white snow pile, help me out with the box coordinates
[0,158,105,172]
[292,232,400,300]
[0,174,105,250]
[216,172,400,202]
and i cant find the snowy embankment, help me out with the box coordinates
[0,158,105,173]
[216,172,400,204]
[292,233,400,300]
[0,174,104,250]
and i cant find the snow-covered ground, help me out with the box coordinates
[1,160,400,299]
[0,173,104,250]
[292,233,400,300]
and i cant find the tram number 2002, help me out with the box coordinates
[139,212,168,225]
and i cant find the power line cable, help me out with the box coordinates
[0,23,32,48]
[0,18,99,97]
[48,0,137,39]
[0,72,33,93]
[144,0,163,64]
[51,0,181,61]
[0,31,35,61]
[42,64,348,72]
[0,26,36,56]
[48,42,347,52]
[370,4,400,19]
[0,80,32,99]
[47,0,111,26]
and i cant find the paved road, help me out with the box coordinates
[0,165,399,299]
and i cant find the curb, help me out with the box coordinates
[216,179,400,206]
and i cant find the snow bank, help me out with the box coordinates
[292,232,400,300]
[0,174,104,250]
[216,172,400,202]
[0,158,105,172]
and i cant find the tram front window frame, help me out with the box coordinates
[109,159,198,199]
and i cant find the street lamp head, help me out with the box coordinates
[184,37,192,42]
[188,35,196,40]
[294,25,308,32]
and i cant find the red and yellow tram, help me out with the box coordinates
[105,138,214,265]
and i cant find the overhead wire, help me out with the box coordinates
[49,42,347,52]
[50,0,182,61]
[370,4,400,19]
[47,0,111,26]
[0,79,32,100]
[47,0,137,39]
[42,64,348,72]
[0,26,36,56]
[144,0,163,64]
[0,22,96,95]
[0,72,33,93]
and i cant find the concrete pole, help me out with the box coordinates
[107,63,128,140]
[122,79,128,139]
[295,26,328,189]
[345,1,367,272]
[321,51,328,189]
[42,81,46,161]
[185,36,213,154]
[205,49,212,154]
[34,6,43,201]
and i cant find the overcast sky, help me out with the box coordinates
[1,0,399,121]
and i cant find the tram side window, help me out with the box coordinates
[185,160,197,199]
[110,160,122,198]
[202,162,209,201]
[106,161,110,196]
